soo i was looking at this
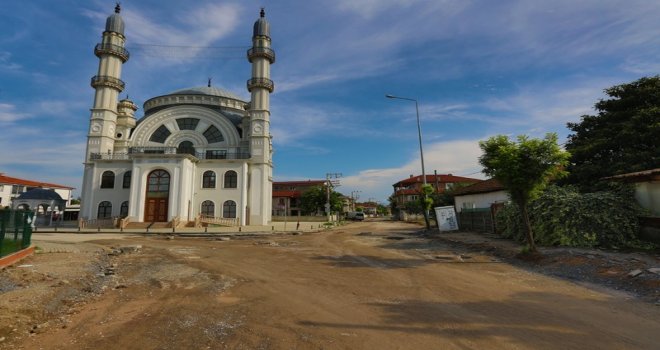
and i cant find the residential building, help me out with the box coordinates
[272,180,326,216]
[80,6,275,226]
[392,173,481,207]
[452,178,508,213]
[0,173,74,208]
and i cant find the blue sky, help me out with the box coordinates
[1,0,659,203]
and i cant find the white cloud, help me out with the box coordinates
[340,139,485,202]
[0,103,27,123]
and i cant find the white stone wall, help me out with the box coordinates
[454,190,509,213]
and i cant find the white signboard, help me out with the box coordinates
[434,206,459,231]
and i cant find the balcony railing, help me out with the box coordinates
[90,148,251,161]
[247,47,275,63]
[94,43,130,62]
[91,75,125,92]
[247,77,274,93]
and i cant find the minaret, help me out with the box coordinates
[85,3,129,160]
[114,97,137,153]
[80,4,129,221]
[247,8,275,225]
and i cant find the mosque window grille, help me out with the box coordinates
[201,200,215,217]
[149,125,171,143]
[203,125,224,144]
[120,201,129,217]
[202,171,216,189]
[224,171,238,188]
[101,171,115,189]
[98,201,112,219]
[176,118,200,131]
[223,200,237,218]
[122,171,131,189]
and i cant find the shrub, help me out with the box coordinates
[496,185,645,248]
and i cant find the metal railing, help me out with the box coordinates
[247,47,275,63]
[94,43,130,62]
[90,148,251,161]
[91,75,125,91]
[247,78,274,93]
[198,215,239,227]
[0,209,34,258]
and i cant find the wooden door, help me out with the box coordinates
[144,198,168,222]
[145,170,170,222]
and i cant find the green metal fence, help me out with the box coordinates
[0,209,34,257]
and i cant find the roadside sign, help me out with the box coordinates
[434,206,458,231]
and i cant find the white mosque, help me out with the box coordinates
[79,5,275,226]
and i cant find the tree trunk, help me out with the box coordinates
[520,203,537,252]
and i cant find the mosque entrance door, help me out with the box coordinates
[144,169,170,222]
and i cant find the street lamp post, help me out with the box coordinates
[386,94,431,230]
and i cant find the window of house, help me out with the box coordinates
[176,118,199,131]
[201,200,214,216]
[123,171,131,189]
[203,125,224,143]
[98,201,112,218]
[101,171,115,189]
[202,171,216,188]
[120,201,129,217]
[224,171,238,188]
[147,170,170,194]
[149,125,171,143]
[223,200,236,218]
[177,141,195,156]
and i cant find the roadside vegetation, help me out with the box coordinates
[488,76,659,251]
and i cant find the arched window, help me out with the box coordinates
[224,171,238,188]
[176,118,199,130]
[98,201,112,218]
[202,171,216,188]
[201,200,215,217]
[123,171,131,189]
[101,171,115,189]
[147,170,170,194]
[149,125,171,143]
[120,201,129,217]
[203,125,224,143]
[223,200,237,218]
[177,141,195,156]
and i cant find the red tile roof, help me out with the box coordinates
[393,174,481,186]
[273,180,326,186]
[272,190,300,198]
[452,178,505,196]
[0,174,74,189]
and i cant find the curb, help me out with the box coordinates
[0,246,36,269]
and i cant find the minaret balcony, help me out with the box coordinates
[247,78,274,93]
[91,75,126,92]
[247,47,275,63]
[94,43,130,62]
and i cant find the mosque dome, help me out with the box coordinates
[17,188,63,201]
[105,4,125,35]
[169,86,243,101]
[253,8,270,38]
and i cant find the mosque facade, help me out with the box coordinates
[80,5,275,226]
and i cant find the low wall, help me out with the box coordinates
[272,215,336,222]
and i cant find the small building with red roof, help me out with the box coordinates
[272,180,327,216]
[0,173,74,208]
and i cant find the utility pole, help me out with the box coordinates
[351,190,361,211]
[326,173,342,222]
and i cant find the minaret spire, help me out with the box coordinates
[115,2,121,14]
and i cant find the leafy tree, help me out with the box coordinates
[300,186,343,215]
[479,133,570,252]
[565,76,660,191]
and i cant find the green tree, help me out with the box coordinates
[565,76,660,191]
[479,133,569,252]
[300,186,343,215]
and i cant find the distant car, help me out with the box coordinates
[354,212,365,221]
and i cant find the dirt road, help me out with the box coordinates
[3,220,659,349]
